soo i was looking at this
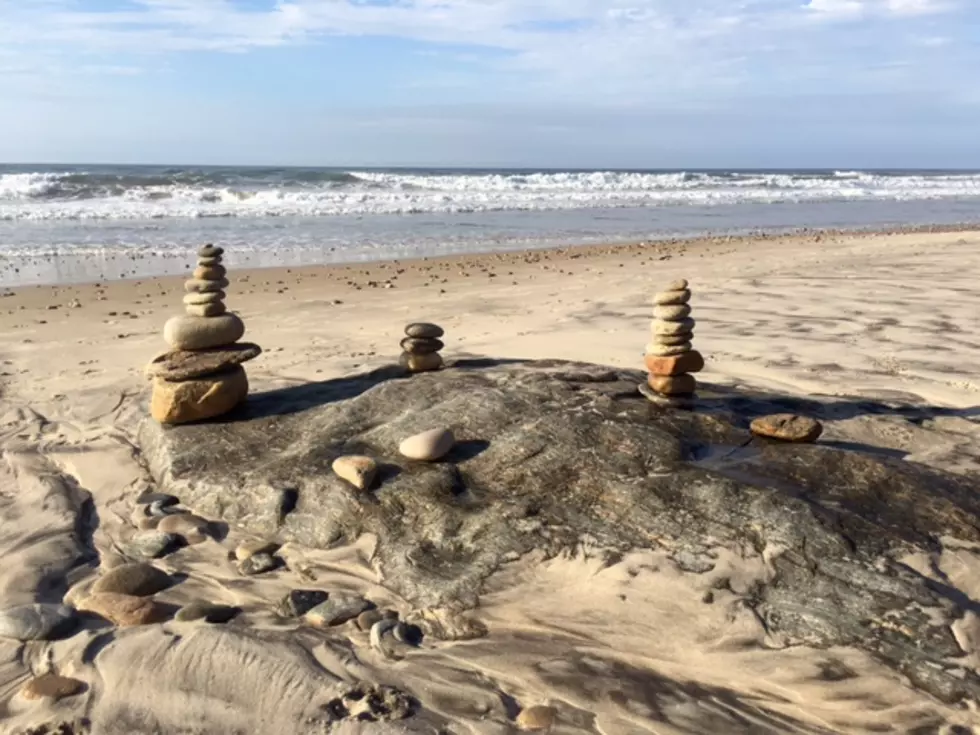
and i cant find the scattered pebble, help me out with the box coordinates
[175,602,241,623]
[398,428,456,461]
[516,705,558,731]
[305,594,371,627]
[91,562,171,597]
[234,539,280,561]
[124,531,179,559]
[20,674,85,701]
[237,552,278,576]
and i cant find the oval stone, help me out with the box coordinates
[399,352,443,373]
[198,244,224,257]
[652,318,696,336]
[157,513,211,543]
[175,602,240,623]
[653,304,692,321]
[150,366,249,425]
[405,322,444,339]
[91,562,171,597]
[399,428,455,461]
[0,604,75,641]
[750,414,823,443]
[185,302,227,318]
[20,673,85,701]
[653,289,691,306]
[516,705,558,731]
[646,342,692,357]
[124,531,179,559]
[647,373,697,396]
[193,265,227,280]
[305,594,371,627]
[184,278,230,294]
[183,291,225,305]
[78,593,168,627]
[163,313,245,350]
[400,337,444,355]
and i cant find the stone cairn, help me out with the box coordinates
[640,278,704,407]
[399,323,444,373]
[144,245,261,424]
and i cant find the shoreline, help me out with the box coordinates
[2,220,980,291]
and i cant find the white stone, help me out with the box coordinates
[399,428,455,461]
[184,278,230,294]
[164,313,245,350]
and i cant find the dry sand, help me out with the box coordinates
[0,229,979,734]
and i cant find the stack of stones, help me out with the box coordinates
[145,245,261,425]
[640,278,704,407]
[399,323,444,373]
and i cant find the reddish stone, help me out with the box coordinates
[647,374,697,396]
[645,351,704,376]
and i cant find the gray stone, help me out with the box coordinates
[0,604,75,641]
[305,594,372,627]
[237,552,278,576]
[124,531,179,559]
[136,491,179,508]
[163,313,245,350]
[175,602,241,623]
[146,343,262,382]
[405,323,444,339]
[399,427,455,461]
[91,562,171,597]
[400,337,444,355]
[277,589,329,617]
[138,359,980,704]
[184,277,230,294]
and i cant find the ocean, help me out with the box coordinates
[2,164,980,286]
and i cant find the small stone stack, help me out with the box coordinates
[399,323,444,372]
[640,279,704,407]
[145,245,261,425]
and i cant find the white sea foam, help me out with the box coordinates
[2,169,980,222]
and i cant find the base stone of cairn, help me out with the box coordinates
[640,279,702,407]
[146,245,261,425]
[399,323,444,372]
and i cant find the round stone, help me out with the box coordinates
[652,318,696,336]
[405,323,444,339]
[400,337,444,355]
[163,313,245,350]
[0,604,75,641]
[91,562,171,597]
[185,302,227,318]
[648,373,697,396]
[20,674,85,701]
[124,531,179,559]
[145,343,262,381]
[663,279,689,291]
[750,414,824,443]
[651,331,693,346]
[175,602,240,623]
[238,552,278,576]
[400,352,443,373]
[198,245,224,258]
[653,289,691,306]
[646,342,692,357]
[151,367,249,425]
[77,593,168,627]
[516,705,558,731]
[653,304,692,321]
[399,428,455,461]
[193,265,227,280]
[332,456,378,491]
[183,291,225,306]
[184,278,230,294]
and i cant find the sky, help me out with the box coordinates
[0,0,977,168]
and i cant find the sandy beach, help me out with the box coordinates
[1,228,980,734]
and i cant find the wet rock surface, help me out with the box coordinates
[139,358,980,703]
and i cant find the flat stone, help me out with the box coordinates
[355,609,387,631]
[663,279,689,291]
[124,531,179,559]
[647,373,697,396]
[516,705,558,731]
[0,604,75,641]
[186,302,227,318]
[197,256,222,267]
[751,414,824,443]
[20,674,86,701]
[652,318,696,336]
[400,352,443,373]
[193,265,227,280]
[653,303,692,321]
[400,337,444,355]
[174,602,241,623]
[277,590,329,618]
[78,593,168,626]
[304,594,371,627]
[653,289,691,306]
[405,323,444,339]
[234,539,280,561]
[399,428,455,461]
[638,383,695,408]
[157,512,211,543]
[237,552,278,576]
[146,343,261,382]
[91,562,171,597]
[183,291,225,306]
[198,244,224,258]
[651,331,693,347]
[184,277,230,294]
[644,351,705,376]
[151,365,249,425]
[646,342,692,357]
[163,313,245,351]
[332,455,378,491]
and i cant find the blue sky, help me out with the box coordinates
[0,0,977,168]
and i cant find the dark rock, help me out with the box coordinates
[175,602,241,623]
[91,563,171,597]
[237,552,278,576]
[305,594,371,627]
[404,323,444,339]
[0,604,75,641]
[123,531,179,559]
[20,673,86,701]
[135,492,179,508]
[277,589,329,617]
[145,343,262,381]
[138,359,980,703]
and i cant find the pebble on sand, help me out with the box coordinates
[277,589,329,618]
[305,594,372,627]
[90,562,171,597]
[237,552,278,576]
[163,313,245,351]
[0,604,75,641]
[652,289,691,306]
[399,428,456,461]
[156,512,211,543]
[20,674,86,701]
[124,531,180,559]
[332,455,378,491]
[77,593,169,627]
[516,705,558,731]
[174,602,241,623]
[234,539,280,562]
[750,414,824,443]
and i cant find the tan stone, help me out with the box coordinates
[184,277,230,293]
[77,593,168,627]
[157,513,211,543]
[183,290,225,305]
[645,351,704,376]
[20,674,85,701]
[652,318,696,336]
[646,342,692,357]
[647,373,697,396]
[516,705,558,731]
[399,428,455,461]
[400,352,443,373]
[663,279,688,291]
[653,289,691,306]
[150,366,248,425]
[197,256,222,267]
[185,302,227,317]
[163,313,244,350]
[652,303,691,321]
[651,331,693,346]
[332,455,378,491]
[750,414,823,443]
[193,265,227,280]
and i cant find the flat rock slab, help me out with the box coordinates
[146,343,262,381]
[138,358,980,703]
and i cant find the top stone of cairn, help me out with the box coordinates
[198,244,224,258]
